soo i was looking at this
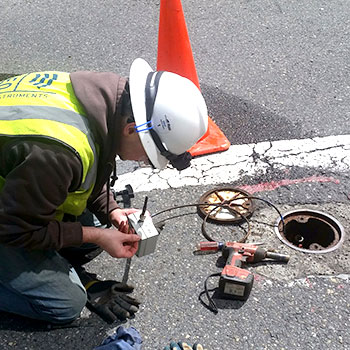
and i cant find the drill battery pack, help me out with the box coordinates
[218,265,254,301]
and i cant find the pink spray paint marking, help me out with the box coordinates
[239,176,340,194]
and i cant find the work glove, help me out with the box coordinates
[163,342,205,350]
[85,280,141,323]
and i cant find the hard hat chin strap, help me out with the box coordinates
[164,150,192,171]
[145,71,192,171]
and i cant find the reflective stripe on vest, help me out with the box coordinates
[0,72,99,218]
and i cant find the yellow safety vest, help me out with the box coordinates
[0,72,99,220]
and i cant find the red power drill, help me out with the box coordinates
[199,241,290,301]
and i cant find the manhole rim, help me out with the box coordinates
[274,208,345,254]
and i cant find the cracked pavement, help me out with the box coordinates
[115,134,350,193]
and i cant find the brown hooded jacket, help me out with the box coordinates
[0,71,127,250]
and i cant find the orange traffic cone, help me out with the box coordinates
[157,0,230,156]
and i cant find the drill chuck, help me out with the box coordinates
[253,247,290,263]
[265,251,290,262]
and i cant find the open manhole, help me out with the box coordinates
[275,209,345,254]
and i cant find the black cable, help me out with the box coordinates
[106,165,112,228]
[246,196,285,233]
[152,202,246,237]
[201,204,251,242]
[151,194,285,240]
[198,273,221,314]
[151,203,226,218]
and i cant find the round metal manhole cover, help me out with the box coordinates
[198,187,255,224]
[275,209,345,254]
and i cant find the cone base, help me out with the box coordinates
[189,117,230,156]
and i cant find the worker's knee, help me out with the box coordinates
[37,286,87,324]
[45,296,87,324]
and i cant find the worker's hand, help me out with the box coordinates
[103,228,140,258]
[109,208,139,233]
[163,342,205,350]
[83,226,140,258]
[86,280,140,323]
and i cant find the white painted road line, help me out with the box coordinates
[114,135,350,193]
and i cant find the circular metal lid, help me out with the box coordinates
[198,187,255,224]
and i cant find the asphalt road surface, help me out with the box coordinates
[1,1,350,349]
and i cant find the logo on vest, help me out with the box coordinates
[29,73,58,89]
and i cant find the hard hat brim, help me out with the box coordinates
[129,58,169,169]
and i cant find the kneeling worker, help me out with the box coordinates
[0,58,208,324]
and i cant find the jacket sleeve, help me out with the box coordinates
[87,183,120,225]
[0,140,84,250]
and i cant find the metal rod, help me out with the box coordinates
[122,257,132,284]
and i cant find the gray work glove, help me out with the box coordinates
[163,342,205,350]
[86,280,140,323]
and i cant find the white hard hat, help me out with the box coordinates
[129,58,208,170]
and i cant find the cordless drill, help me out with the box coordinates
[199,241,290,301]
